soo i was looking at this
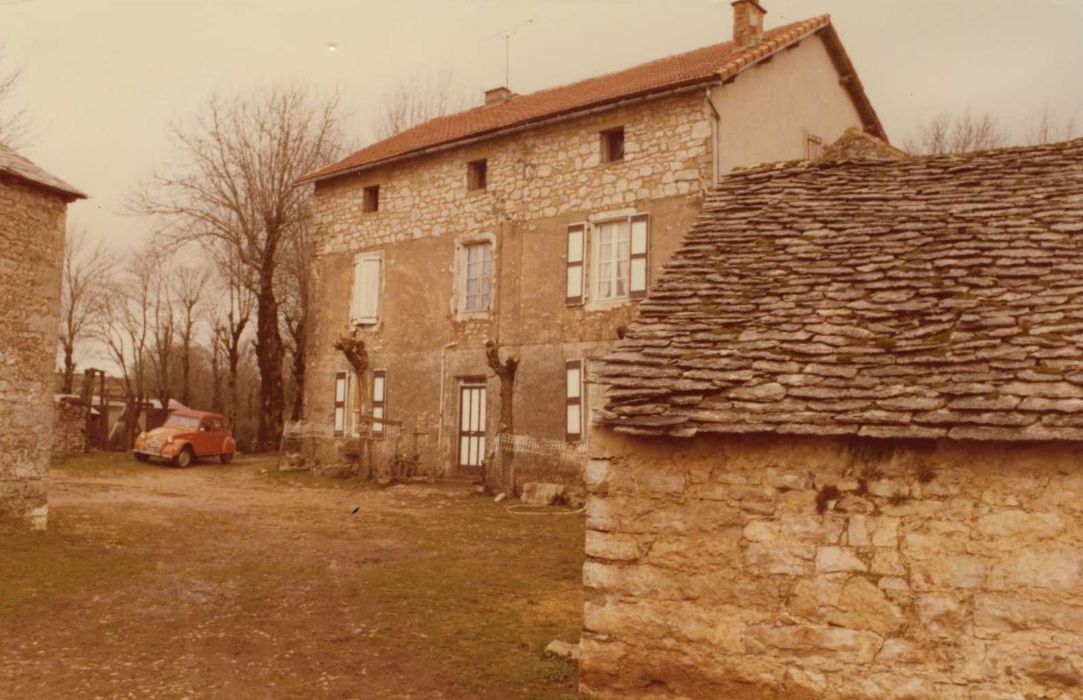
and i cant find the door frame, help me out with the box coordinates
[456,377,487,473]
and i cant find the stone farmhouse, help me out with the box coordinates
[0,143,85,530]
[300,2,886,484]
[584,137,1083,698]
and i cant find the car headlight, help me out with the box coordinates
[167,435,174,444]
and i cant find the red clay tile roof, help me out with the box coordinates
[0,143,85,201]
[596,138,1083,442]
[304,14,881,183]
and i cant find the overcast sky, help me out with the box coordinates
[4,0,1083,252]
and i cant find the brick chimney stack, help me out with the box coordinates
[732,0,767,49]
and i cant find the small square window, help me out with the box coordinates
[362,185,380,213]
[601,127,625,163]
[467,159,487,191]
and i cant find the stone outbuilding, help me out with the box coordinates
[0,143,85,530]
[584,138,1083,698]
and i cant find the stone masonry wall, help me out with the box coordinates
[305,92,714,473]
[0,175,67,530]
[582,429,1083,699]
[52,398,89,461]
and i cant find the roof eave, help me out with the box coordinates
[0,169,87,202]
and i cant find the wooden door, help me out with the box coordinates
[458,382,486,471]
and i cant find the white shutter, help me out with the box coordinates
[566,224,585,305]
[629,214,649,298]
[350,253,381,325]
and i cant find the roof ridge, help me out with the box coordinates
[303,15,834,182]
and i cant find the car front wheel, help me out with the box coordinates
[174,447,194,468]
[134,453,149,463]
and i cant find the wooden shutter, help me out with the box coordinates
[372,370,386,437]
[629,214,649,298]
[350,254,381,325]
[566,224,585,305]
[566,360,583,442]
[333,372,347,437]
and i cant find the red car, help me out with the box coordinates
[133,409,237,467]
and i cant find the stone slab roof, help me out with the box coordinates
[597,138,1083,442]
[302,15,884,183]
[0,142,85,201]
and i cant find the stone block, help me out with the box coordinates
[585,531,641,562]
[816,546,867,573]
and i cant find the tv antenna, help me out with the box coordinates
[488,18,534,88]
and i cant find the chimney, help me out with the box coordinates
[731,0,767,49]
[484,87,514,106]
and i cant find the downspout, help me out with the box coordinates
[437,341,458,474]
[706,87,721,183]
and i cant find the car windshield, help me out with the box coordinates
[165,415,200,429]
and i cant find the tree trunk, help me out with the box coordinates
[62,343,75,394]
[255,262,285,450]
[290,319,305,421]
[181,332,192,407]
[485,340,519,495]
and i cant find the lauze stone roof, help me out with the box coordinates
[597,138,1083,441]
[0,142,85,201]
[304,14,883,182]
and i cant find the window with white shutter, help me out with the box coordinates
[566,360,583,442]
[350,252,381,326]
[333,372,347,437]
[566,224,585,305]
[372,370,386,436]
[629,213,649,298]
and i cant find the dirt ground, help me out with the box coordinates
[0,453,584,699]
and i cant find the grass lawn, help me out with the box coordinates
[0,452,585,699]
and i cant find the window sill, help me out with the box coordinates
[583,296,633,313]
[454,310,493,322]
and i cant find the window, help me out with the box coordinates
[372,370,386,436]
[594,220,629,300]
[350,252,382,325]
[568,214,649,305]
[566,360,584,442]
[566,224,585,305]
[806,134,825,160]
[460,242,493,313]
[601,127,625,163]
[333,371,348,437]
[362,184,380,212]
[467,159,488,191]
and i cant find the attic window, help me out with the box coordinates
[467,159,488,191]
[601,127,625,163]
[363,185,380,213]
[806,135,825,160]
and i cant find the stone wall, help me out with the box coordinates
[305,92,714,474]
[52,398,89,461]
[581,429,1083,699]
[0,175,68,530]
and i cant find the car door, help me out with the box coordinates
[193,418,215,456]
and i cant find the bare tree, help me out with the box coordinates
[95,250,155,448]
[212,254,254,429]
[174,266,210,407]
[905,109,1007,155]
[59,227,109,393]
[148,260,177,420]
[134,85,343,448]
[280,205,313,422]
[372,71,465,140]
[0,42,28,146]
[1025,106,1080,146]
